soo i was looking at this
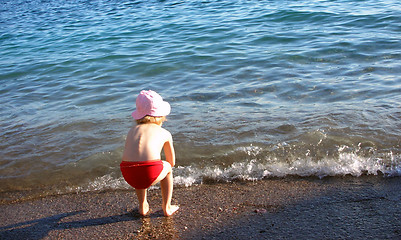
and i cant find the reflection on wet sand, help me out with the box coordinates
[135,215,178,239]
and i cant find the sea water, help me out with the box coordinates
[0,0,400,202]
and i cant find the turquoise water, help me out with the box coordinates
[1,0,400,202]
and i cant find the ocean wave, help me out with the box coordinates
[65,147,400,195]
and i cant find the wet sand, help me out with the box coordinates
[1,176,400,239]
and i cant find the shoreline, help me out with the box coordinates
[1,176,400,239]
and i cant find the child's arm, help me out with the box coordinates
[163,133,175,167]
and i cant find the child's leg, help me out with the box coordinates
[135,189,149,216]
[151,161,171,186]
[160,163,179,216]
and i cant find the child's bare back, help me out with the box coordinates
[123,124,173,163]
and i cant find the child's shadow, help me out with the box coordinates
[0,210,142,240]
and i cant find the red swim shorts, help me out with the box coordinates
[120,160,163,189]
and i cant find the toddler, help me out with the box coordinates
[120,90,179,216]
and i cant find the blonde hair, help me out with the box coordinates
[136,115,166,125]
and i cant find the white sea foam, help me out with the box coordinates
[66,150,400,194]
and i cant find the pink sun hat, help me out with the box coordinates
[131,90,171,120]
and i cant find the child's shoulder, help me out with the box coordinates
[160,126,171,134]
[160,127,172,138]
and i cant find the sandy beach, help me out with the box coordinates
[1,176,400,240]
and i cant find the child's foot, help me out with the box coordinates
[139,202,150,216]
[163,205,179,217]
